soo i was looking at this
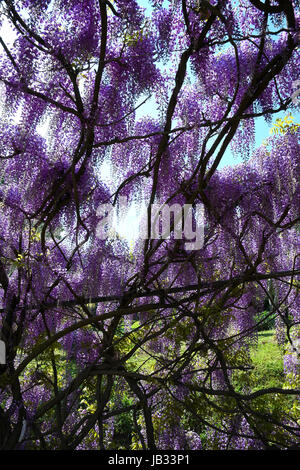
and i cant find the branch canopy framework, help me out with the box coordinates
[0,0,299,451]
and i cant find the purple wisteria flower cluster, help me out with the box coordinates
[0,0,299,450]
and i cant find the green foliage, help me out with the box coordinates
[254,310,276,331]
[113,395,134,449]
[124,21,150,47]
[249,330,284,391]
[270,114,300,135]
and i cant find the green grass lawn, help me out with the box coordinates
[250,329,284,391]
[232,329,285,393]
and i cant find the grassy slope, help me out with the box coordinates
[250,329,284,390]
[232,329,285,393]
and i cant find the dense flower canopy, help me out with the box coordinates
[0,0,299,450]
